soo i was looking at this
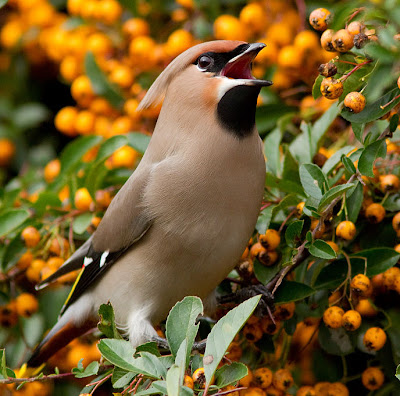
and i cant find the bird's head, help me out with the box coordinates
[138,40,272,137]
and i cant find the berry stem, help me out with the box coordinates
[340,59,373,82]
[345,7,365,27]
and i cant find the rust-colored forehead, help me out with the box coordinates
[185,40,247,63]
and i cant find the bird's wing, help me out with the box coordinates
[37,166,153,315]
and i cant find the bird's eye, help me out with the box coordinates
[197,55,213,71]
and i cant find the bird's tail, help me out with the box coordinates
[27,314,96,367]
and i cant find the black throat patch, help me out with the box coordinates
[217,84,261,138]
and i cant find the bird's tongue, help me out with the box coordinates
[220,54,254,79]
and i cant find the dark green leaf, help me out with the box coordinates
[256,104,296,134]
[2,235,25,272]
[341,155,356,174]
[322,146,355,175]
[318,324,354,356]
[33,192,61,216]
[352,123,365,142]
[308,239,336,260]
[165,296,202,367]
[358,139,386,177]
[136,342,160,357]
[285,220,304,248]
[347,182,363,223]
[318,184,355,212]
[98,303,123,339]
[299,163,328,199]
[390,114,399,133]
[265,173,305,196]
[203,296,261,385]
[215,362,248,388]
[383,195,400,212]
[126,132,151,154]
[274,280,315,303]
[112,367,135,389]
[0,209,30,237]
[342,87,400,123]
[256,205,274,235]
[264,127,281,176]
[253,259,279,285]
[85,52,125,109]
[312,75,323,99]
[96,135,128,161]
[0,350,7,379]
[272,194,299,217]
[73,213,93,235]
[115,0,137,14]
[282,146,301,184]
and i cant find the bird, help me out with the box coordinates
[27,40,272,366]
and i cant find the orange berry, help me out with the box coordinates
[355,299,378,317]
[274,302,295,321]
[297,386,316,396]
[26,259,46,282]
[87,33,113,57]
[342,310,362,331]
[347,21,365,35]
[21,226,41,248]
[49,237,70,257]
[239,3,268,34]
[17,250,33,270]
[124,98,141,121]
[278,45,303,69]
[95,190,112,209]
[323,306,344,329]
[294,30,320,52]
[90,98,114,116]
[335,220,356,241]
[361,367,384,391]
[320,77,344,100]
[253,367,273,389]
[55,106,78,137]
[380,174,400,193]
[363,327,387,351]
[15,293,39,317]
[309,8,331,31]
[259,229,280,250]
[272,368,294,392]
[75,110,95,135]
[326,240,339,253]
[91,216,101,228]
[0,20,24,49]
[183,375,194,389]
[243,322,263,342]
[109,65,134,88]
[320,29,336,52]
[392,212,400,234]
[75,187,93,211]
[0,304,18,327]
[0,138,16,166]
[110,146,139,168]
[296,201,305,217]
[60,55,81,82]
[44,159,61,183]
[259,250,278,267]
[327,382,349,396]
[97,0,123,24]
[214,15,247,41]
[71,75,95,106]
[239,367,253,387]
[267,22,293,47]
[129,36,156,67]
[350,274,371,297]
[165,29,193,57]
[122,18,150,38]
[382,266,400,290]
[332,29,354,52]
[254,39,278,66]
[365,203,385,223]
[192,367,207,389]
[344,92,366,113]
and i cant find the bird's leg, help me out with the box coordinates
[218,284,275,319]
[192,339,207,352]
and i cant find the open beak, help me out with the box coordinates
[220,43,273,87]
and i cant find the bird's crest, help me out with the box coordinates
[137,40,245,110]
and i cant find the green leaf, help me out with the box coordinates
[308,239,337,260]
[396,364,400,381]
[165,296,203,367]
[0,0,9,9]
[341,155,356,174]
[203,295,261,386]
[347,182,363,223]
[0,350,7,379]
[390,114,399,133]
[265,173,305,196]
[73,361,99,378]
[98,303,123,339]
[85,52,125,109]
[318,324,354,356]
[96,135,128,161]
[256,205,274,234]
[58,135,102,179]
[73,212,93,235]
[351,123,365,142]
[13,103,50,130]
[342,87,400,123]
[274,280,315,303]
[126,132,151,154]
[358,139,386,177]
[322,146,355,175]
[215,362,248,388]
[136,342,160,357]
[282,146,301,185]
[166,365,181,396]
[318,184,356,212]
[285,220,304,248]
[256,103,296,134]
[139,351,167,379]
[253,259,279,285]
[116,0,137,14]
[112,367,135,389]
[33,191,62,216]
[312,75,323,99]
[1,234,25,272]
[272,194,299,217]
[299,163,328,199]
[0,209,30,237]
[264,127,281,176]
